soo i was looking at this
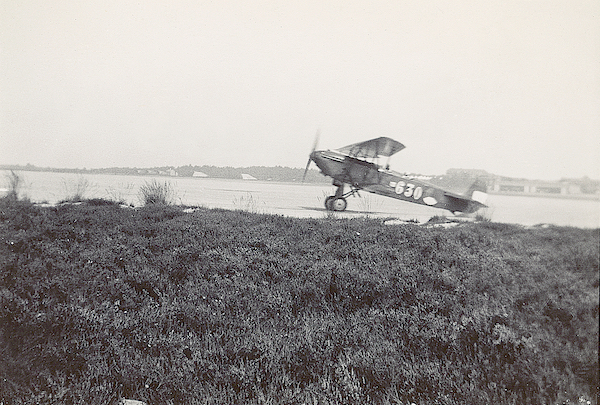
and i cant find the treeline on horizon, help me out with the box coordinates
[2,163,599,186]
[0,164,330,183]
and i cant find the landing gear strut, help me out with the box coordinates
[324,183,353,211]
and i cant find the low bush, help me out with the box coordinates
[85,198,122,206]
[0,200,597,404]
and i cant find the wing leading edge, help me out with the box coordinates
[336,137,405,160]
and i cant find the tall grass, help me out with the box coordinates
[0,200,597,404]
[61,175,91,202]
[3,170,23,200]
[232,192,265,213]
[106,182,135,205]
[357,194,383,217]
[138,179,176,206]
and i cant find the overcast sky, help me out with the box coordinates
[1,0,598,180]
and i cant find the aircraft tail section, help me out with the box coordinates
[441,178,488,214]
[467,178,488,206]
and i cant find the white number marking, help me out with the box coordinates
[394,180,423,200]
[394,181,406,195]
[413,186,423,200]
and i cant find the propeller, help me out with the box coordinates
[302,130,320,183]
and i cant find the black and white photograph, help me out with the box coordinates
[1,1,598,403]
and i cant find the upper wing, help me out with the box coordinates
[336,137,406,160]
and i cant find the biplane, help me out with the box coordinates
[303,136,488,214]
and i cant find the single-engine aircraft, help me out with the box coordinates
[303,135,488,214]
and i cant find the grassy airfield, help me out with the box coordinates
[0,197,598,404]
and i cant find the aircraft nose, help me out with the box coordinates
[303,150,321,182]
[310,151,327,167]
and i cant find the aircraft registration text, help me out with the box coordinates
[390,181,423,200]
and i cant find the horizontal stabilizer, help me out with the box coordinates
[471,190,488,205]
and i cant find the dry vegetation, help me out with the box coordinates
[0,196,598,404]
[138,179,177,206]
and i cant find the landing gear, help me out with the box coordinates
[324,183,351,211]
[324,196,335,210]
[325,196,347,211]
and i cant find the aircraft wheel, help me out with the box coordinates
[331,197,347,211]
[324,196,335,210]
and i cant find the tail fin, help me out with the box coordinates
[467,178,488,206]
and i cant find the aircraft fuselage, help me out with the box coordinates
[310,150,485,214]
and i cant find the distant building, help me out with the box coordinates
[491,179,580,195]
[159,168,178,176]
[446,168,596,197]
[485,178,600,197]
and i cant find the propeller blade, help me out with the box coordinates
[302,130,320,183]
[311,129,320,154]
[302,157,312,183]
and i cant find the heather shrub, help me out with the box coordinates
[85,197,122,206]
[0,200,597,404]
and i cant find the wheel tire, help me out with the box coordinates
[325,196,335,210]
[331,197,347,211]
